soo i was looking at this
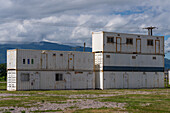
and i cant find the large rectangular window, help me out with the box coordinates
[55,73,63,81]
[147,39,153,46]
[107,37,114,43]
[21,73,30,81]
[126,38,133,45]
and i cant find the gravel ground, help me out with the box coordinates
[0,90,162,112]
[0,99,126,113]
[0,93,127,113]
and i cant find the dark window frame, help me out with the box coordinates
[27,59,30,64]
[106,55,110,58]
[107,36,114,43]
[147,39,153,46]
[23,59,25,64]
[55,73,63,81]
[31,59,34,64]
[126,38,133,45]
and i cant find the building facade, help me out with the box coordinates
[7,49,95,91]
[7,31,165,91]
[93,31,164,89]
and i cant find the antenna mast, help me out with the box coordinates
[143,26,157,36]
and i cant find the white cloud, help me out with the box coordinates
[0,0,169,51]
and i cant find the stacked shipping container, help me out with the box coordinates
[93,31,164,89]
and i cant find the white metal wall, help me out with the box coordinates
[7,70,17,91]
[103,53,164,67]
[7,50,17,69]
[92,31,164,55]
[7,49,94,71]
[16,71,95,90]
[103,72,164,89]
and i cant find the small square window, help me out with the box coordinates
[126,38,133,45]
[106,55,110,58]
[56,73,63,81]
[23,59,25,64]
[21,73,30,81]
[132,56,136,59]
[107,37,114,43]
[27,59,30,64]
[60,54,63,56]
[147,39,153,46]
[53,53,56,56]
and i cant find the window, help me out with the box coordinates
[132,56,136,59]
[147,39,153,46]
[55,73,63,81]
[126,38,133,45]
[31,59,34,64]
[21,73,30,81]
[106,55,110,58]
[23,59,25,64]
[153,57,156,60]
[53,53,56,56]
[107,37,114,43]
[27,59,30,64]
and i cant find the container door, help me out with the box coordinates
[68,54,74,70]
[123,73,128,88]
[65,74,71,89]
[136,39,141,53]
[42,53,47,69]
[31,73,40,90]
[34,73,40,89]
[116,37,121,52]
[87,73,93,89]
[155,40,160,54]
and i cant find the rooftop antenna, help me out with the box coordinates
[143,26,157,36]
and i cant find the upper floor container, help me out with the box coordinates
[92,31,164,55]
[7,49,94,71]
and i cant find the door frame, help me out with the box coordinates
[155,40,160,54]
[136,38,141,53]
[116,37,121,52]
[68,53,74,70]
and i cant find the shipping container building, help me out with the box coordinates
[93,31,164,89]
[7,49,95,91]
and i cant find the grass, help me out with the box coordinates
[100,94,170,112]
[0,82,170,112]
[0,82,6,90]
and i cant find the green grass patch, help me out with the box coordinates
[101,94,170,112]
[74,107,124,113]
[0,95,67,108]
[0,82,6,90]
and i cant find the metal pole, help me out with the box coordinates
[83,42,86,52]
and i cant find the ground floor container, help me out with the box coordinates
[7,70,95,91]
[95,71,164,89]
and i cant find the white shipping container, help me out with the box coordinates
[93,31,164,89]
[7,49,95,91]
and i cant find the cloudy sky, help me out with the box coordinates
[0,0,170,57]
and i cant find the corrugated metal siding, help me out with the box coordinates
[16,50,93,71]
[16,71,95,90]
[7,50,17,69]
[7,70,17,91]
[103,72,164,89]
[103,53,164,67]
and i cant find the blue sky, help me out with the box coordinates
[0,0,170,58]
